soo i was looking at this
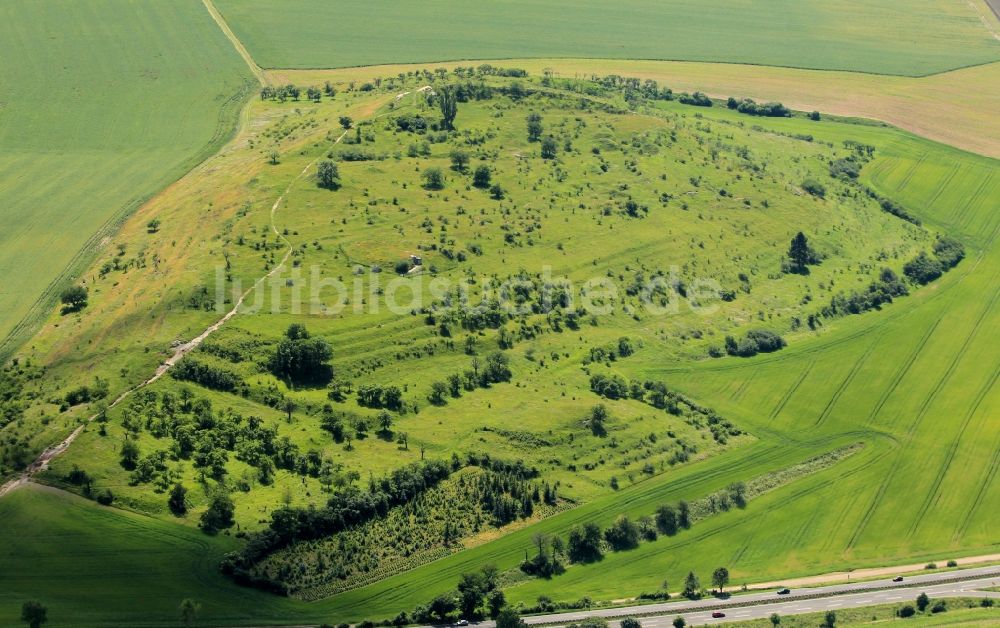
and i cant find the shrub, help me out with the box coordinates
[316,160,340,190]
[898,605,916,618]
[679,92,712,107]
[933,236,964,269]
[903,253,943,285]
[60,284,89,312]
[422,167,445,189]
[603,516,640,551]
[725,330,785,357]
[801,178,826,198]
[473,165,492,188]
[829,158,860,179]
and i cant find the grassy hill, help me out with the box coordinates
[212,0,1000,75]
[0,0,254,357]
[1,72,995,625]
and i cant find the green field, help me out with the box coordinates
[0,69,995,626]
[0,0,253,356]
[212,0,1000,75]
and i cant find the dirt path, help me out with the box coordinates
[202,0,268,85]
[0,88,427,499]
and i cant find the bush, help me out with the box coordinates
[829,158,860,179]
[801,178,826,198]
[898,605,916,618]
[728,97,790,117]
[316,160,340,190]
[60,284,89,312]
[903,253,943,285]
[933,236,964,269]
[725,329,785,357]
[422,167,445,189]
[271,325,333,384]
[878,197,920,224]
[473,165,492,188]
[679,92,712,107]
[567,523,603,563]
[603,516,640,551]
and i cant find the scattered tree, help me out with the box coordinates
[339,116,353,129]
[786,231,819,273]
[438,86,458,130]
[422,167,446,190]
[180,599,200,627]
[496,607,525,628]
[526,112,543,142]
[712,567,730,593]
[60,285,88,313]
[589,404,608,436]
[541,136,558,159]
[200,491,235,534]
[473,165,492,188]
[682,571,701,599]
[450,149,470,172]
[316,160,341,190]
[916,593,930,612]
[20,601,47,628]
[168,483,188,516]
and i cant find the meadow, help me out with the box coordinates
[1,69,997,626]
[270,59,1000,159]
[212,0,1000,76]
[0,0,254,357]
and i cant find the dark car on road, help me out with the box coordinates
[711,612,726,618]
[892,576,904,582]
[777,588,791,595]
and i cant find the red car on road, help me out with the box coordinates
[711,612,726,618]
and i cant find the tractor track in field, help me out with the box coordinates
[907,354,1000,539]
[925,163,961,209]
[847,274,1000,548]
[956,440,1000,539]
[769,361,814,420]
[863,316,941,427]
[814,341,877,427]
[956,169,996,226]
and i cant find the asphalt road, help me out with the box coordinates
[511,566,1000,626]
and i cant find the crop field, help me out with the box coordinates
[212,0,1000,76]
[0,0,254,356]
[0,65,996,626]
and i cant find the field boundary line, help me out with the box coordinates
[202,0,266,85]
[0,76,256,364]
